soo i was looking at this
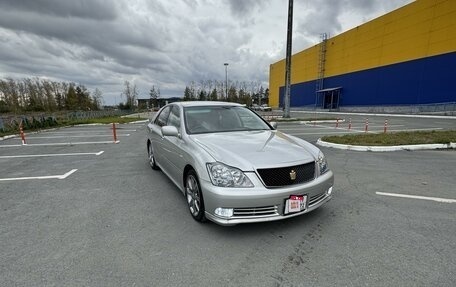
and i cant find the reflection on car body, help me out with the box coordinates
[146,101,334,226]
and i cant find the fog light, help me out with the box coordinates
[214,207,234,218]
[327,186,333,196]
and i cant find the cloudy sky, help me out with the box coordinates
[0,0,413,105]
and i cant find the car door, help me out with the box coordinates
[161,105,186,185]
[149,106,171,169]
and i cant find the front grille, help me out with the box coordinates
[233,206,278,218]
[257,162,315,188]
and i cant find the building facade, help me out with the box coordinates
[269,0,456,110]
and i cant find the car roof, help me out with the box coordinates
[172,101,244,108]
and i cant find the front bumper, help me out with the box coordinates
[201,170,334,226]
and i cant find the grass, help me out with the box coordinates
[0,116,148,138]
[321,130,456,146]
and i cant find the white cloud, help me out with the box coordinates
[0,0,413,104]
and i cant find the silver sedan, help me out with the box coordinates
[146,101,334,226]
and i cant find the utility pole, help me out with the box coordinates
[224,63,229,99]
[283,0,293,118]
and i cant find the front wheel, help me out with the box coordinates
[148,143,159,170]
[185,170,206,222]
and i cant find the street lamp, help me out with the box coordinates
[224,63,229,99]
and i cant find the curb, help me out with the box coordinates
[129,120,149,124]
[316,138,456,152]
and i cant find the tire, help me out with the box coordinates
[148,143,159,170]
[185,170,206,222]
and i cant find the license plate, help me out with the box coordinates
[284,195,307,214]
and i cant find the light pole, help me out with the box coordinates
[224,63,229,99]
[283,0,293,118]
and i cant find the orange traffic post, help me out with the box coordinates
[19,123,26,145]
[364,118,369,133]
[348,118,352,130]
[384,119,388,133]
[112,122,118,143]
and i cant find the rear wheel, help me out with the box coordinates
[185,170,206,222]
[148,143,159,170]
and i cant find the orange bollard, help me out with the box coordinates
[384,119,388,133]
[19,123,26,145]
[112,123,117,143]
[364,118,369,133]
[348,118,352,130]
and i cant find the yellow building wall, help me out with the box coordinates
[269,0,456,108]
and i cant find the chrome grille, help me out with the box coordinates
[309,192,326,206]
[257,162,316,188]
[233,206,278,218]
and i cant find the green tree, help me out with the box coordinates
[198,90,207,101]
[227,86,237,103]
[149,85,159,108]
[209,88,217,101]
[183,86,191,101]
[65,84,78,110]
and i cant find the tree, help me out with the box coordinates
[264,88,270,105]
[209,88,217,101]
[92,88,103,110]
[149,85,160,108]
[258,86,265,105]
[183,86,193,101]
[227,86,237,103]
[198,90,207,101]
[65,84,78,110]
[121,80,138,110]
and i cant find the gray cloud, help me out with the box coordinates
[0,0,413,104]
[0,0,118,20]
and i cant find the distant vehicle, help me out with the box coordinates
[146,101,334,226]
[251,104,261,111]
[260,104,272,112]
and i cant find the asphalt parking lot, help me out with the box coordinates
[0,115,455,286]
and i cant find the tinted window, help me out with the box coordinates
[155,106,171,127]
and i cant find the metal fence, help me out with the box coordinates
[0,110,127,133]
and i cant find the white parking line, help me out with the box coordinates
[376,192,456,203]
[16,134,129,139]
[0,141,119,148]
[0,169,78,182]
[290,131,363,135]
[0,151,104,159]
[46,130,136,134]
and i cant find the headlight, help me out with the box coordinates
[207,162,254,188]
[317,152,329,175]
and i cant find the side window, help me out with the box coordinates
[167,106,181,129]
[155,106,171,127]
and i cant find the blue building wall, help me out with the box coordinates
[279,52,456,107]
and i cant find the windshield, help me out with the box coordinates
[184,106,272,134]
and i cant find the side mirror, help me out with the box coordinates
[270,121,278,129]
[162,126,179,137]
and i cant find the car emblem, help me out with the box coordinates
[289,169,296,180]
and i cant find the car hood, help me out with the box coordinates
[190,130,316,171]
